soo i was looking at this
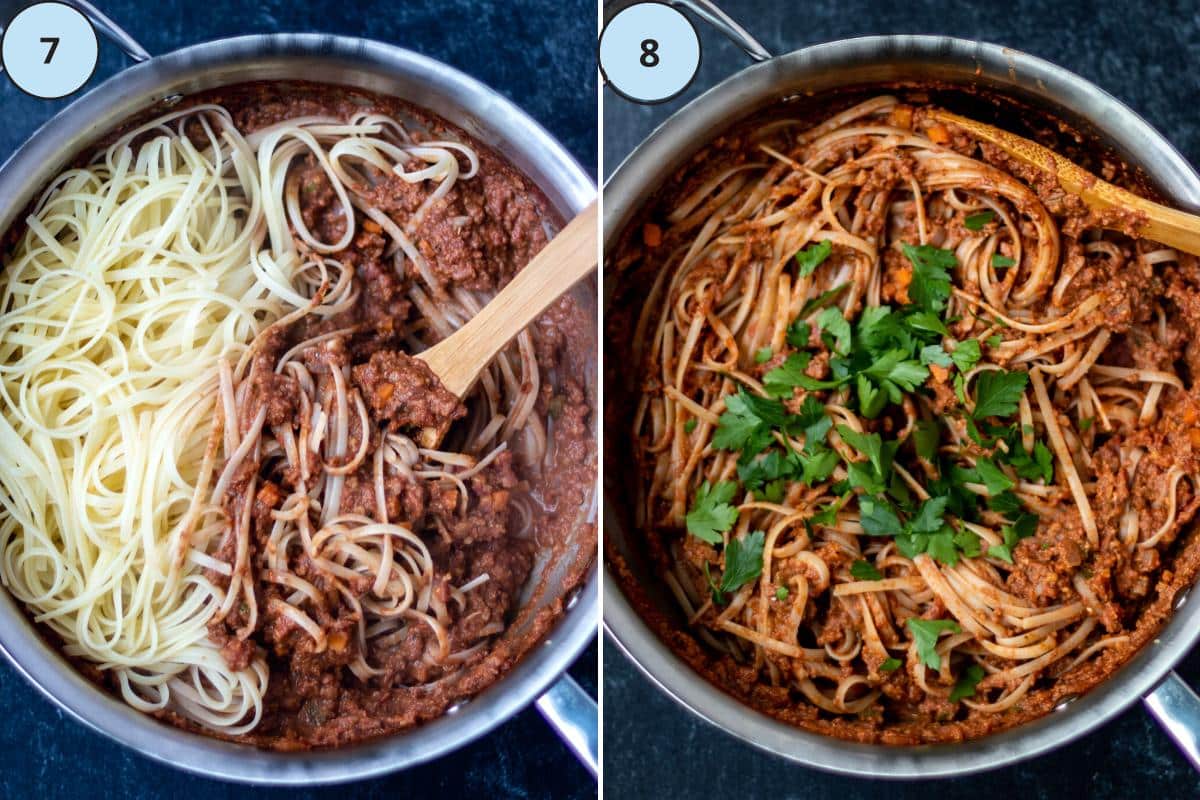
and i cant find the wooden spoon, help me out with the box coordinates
[416,199,597,446]
[928,109,1200,256]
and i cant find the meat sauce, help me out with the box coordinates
[94,83,594,749]
[606,87,1200,744]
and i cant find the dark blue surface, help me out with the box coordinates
[603,0,1200,797]
[0,1,597,798]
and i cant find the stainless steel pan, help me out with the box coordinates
[603,1,1200,778]
[0,2,598,785]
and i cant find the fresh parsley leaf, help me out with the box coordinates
[799,284,849,318]
[721,531,765,594]
[902,243,955,312]
[953,372,968,405]
[863,349,929,391]
[989,512,1039,562]
[923,530,960,565]
[857,373,887,419]
[949,339,982,373]
[836,426,890,476]
[975,458,1015,495]
[906,618,962,670]
[964,210,995,231]
[987,543,1012,563]
[808,497,847,529]
[763,352,813,398]
[972,369,1028,419]
[737,450,792,498]
[906,310,950,336]
[786,319,811,349]
[950,664,986,701]
[755,347,773,364]
[817,306,852,355]
[799,447,841,486]
[683,418,698,434]
[920,344,954,368]
[913,419,940,461]
[851,559,883,581]
[859,497,902,536]
[686,481,740,544]
[794,240,833,277]
[986,333,1003,348]
[991,254,1016,268]
[713,389,785,454]
[907,496,949,533]
[793,396,831,448]
[954,528,982,558]
[987,489,1022,515]
[880,657,903,673]
[703,561,724,604]
[775,585,789,601]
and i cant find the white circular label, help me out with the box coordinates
[599,2,700,104]
[2,2,99,99]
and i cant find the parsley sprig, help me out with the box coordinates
[684,240,1056,602]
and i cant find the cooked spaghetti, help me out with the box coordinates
[0,83,595,748]
[610,95,1200,742]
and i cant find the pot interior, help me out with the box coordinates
[0,35,597,784]
[603,36,1200,778]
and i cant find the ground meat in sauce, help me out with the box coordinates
[352,349,466,432]
[606,88,1200,746]
[36,83,596,751]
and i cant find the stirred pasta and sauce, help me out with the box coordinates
[607,94,1200,743]
[0,83,595,748]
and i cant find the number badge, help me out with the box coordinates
[599,2,700,105]
[2,1,99,99]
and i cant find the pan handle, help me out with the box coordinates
[0,0,150,62]
[69,0,151,62]
[665,0,772,62]
[535,674,598,780]
[1144,670,1200,772]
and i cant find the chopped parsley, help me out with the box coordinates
[950,663,985,701]
[775,585,789,601]
[880,657,903,673]
[907,618,961,670]
[901,243,954,311]
[683,418,698,434]
[721,531,765,594]
[850,559,883,581]
[794,240,833,277]
[987,512,1038,563]
[685,481,739,544]
[972,369,1028,419]
[991,253,1016,268]
[687,236,1054,575]
[964,210,995,231]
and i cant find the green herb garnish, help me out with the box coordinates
[685,481,739,544]
[850,559,883,581]
[795,240,833,277]
[906,618,962,670]
[964,210,995,231]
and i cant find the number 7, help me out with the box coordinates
[40,37,59,64]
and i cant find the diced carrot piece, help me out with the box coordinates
[643,223,662,248]
[363,219,382,234]
[927,124,950,145]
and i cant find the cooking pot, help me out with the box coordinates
[603,0,1200,778]
[0,0,598,785]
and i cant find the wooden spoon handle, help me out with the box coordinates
[421,200,597,398]
[930,109,1200,256]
